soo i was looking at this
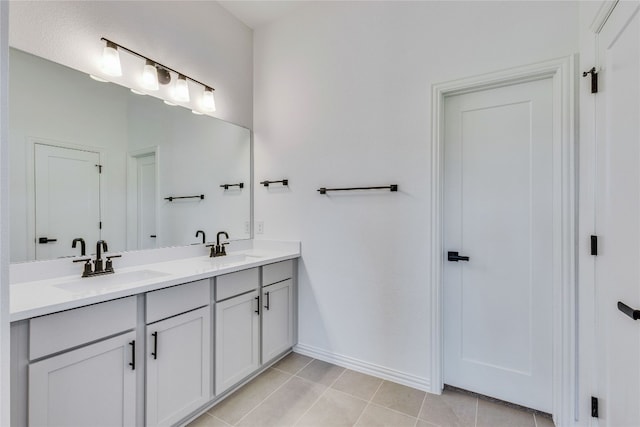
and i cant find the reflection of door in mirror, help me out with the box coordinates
[127,149,158,251]
[34,143,101,260]
[136,153,157,250]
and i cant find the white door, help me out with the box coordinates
[262,279,294,363]
[215,290,260,395]
[137,153,157,249]
[146,306,211,427]
[594,2,640,426]
[443,78,554,412]
[34,143,100,259]
[29,331,136,427]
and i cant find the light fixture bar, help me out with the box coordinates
[100,37,215,93]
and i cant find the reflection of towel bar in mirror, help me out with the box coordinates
[164,194,205,202]
[220,183,244,190]
[317,185,398,194]
[260,179,288,187]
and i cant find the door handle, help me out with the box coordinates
[447,251,470,262]
[618,301,640,320]
[38,237,58,244]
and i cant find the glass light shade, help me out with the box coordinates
[174,75,190,102]
[192,110,204,115]
[130,88,146,96]
[164,100,177,106]
[201,88,216,112]
[141,60,159,91]
[101,43,122,77]
[89,74,108,83]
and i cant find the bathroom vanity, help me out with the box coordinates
[10,241,300,427]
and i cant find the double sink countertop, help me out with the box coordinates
[10,240,300,322]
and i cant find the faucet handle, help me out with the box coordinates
[73,258,93,277]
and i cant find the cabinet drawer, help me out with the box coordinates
[215,268,259,301]
[262,260,293,286]
[146,279,210,324]
[29,296,137,360]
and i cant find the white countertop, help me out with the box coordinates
[11,241,300,322]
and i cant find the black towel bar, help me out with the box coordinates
[317,185,398,194]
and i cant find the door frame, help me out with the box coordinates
[126,146,159,251]
[429,56,576,425]
[26,137,106,260]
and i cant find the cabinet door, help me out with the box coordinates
[215,290,260,394]
[262,279,293,363]
[29,331,136,427]
[146,306,211,427]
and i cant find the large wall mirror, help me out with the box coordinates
[9,48,251,263]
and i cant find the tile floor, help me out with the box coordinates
[187,353,554,427]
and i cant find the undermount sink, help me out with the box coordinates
[54,269,170,292]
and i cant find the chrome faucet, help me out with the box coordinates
[207,231,229,257]
[72,240,121,278]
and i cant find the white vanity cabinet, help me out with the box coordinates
[261,260,294,363]
[145,280,211,427]
[214,268,261,395]
[27,297,138,427]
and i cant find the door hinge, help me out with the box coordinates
[591,396,599,418]
[95,164,103,173]
[591,235,598,256]
[583,67,598,94]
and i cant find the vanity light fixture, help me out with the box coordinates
[201,87,216,112]
[174,74,190,102]
[101,40,122,77]
[89,74,108,83]
[130,88,147,96]
[98,37,217,111]
[164,100,177,107]
[192,110,204,115]
[141,59,159,91]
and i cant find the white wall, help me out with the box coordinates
[254,1,579,390]
[9,1,253,129]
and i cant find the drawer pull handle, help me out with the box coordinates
[264,291,271,310]
[255,296,260,315]
[151,332,158,359]
[129,340,135,370]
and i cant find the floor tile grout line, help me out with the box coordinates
[230,369,296,426]
[474,395,479,427]
[415,392,428,427]
[352,379,386,426]
[212,414,233,427]
[291,365,348,426]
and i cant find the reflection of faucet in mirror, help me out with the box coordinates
[72,238,86,256]
[196,230,206,244]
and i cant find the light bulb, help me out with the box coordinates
[201,87,216,112]
[174,74,190,102]
[101,41,122,77]
[141,60,159,91]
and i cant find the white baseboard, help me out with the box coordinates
[293,343,431,392]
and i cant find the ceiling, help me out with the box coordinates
[217,1,309,29]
